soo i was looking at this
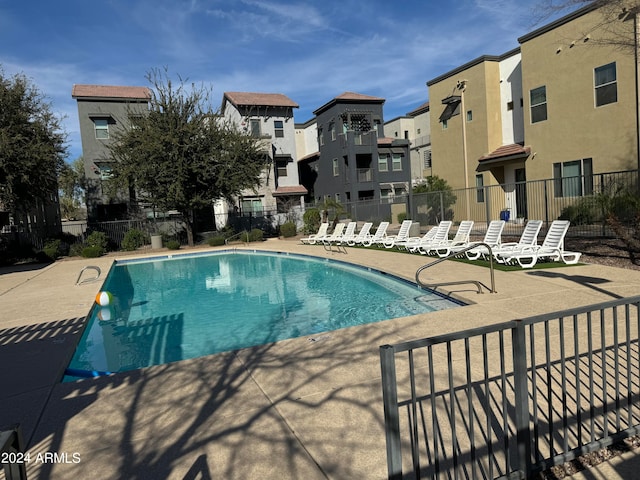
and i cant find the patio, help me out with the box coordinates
[2,238,640,479]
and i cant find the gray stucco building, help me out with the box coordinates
[72,85,151,221]
[298,92,411,207]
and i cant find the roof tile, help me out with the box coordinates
[223,92,299,108]
[72,84,151,100]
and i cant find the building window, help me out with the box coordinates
[404,130,409,139]
[507,101,514,111]
[475,174,485,203]
[93,118,109,139]
[330,121,335,141]
[332,158,339,176]
[392,154,402,171]
[318,127,324,146]
[374,119,382,136]
[442,119,448,129]
[274,120,284,138]
[97,163,113,180]
[423,150,432,169]
[378,154,389,172]
[276,159,288,177]
[595,62,617,107]
[553,158,593,197]
[466,110,473,122]
[530,86,547,123]
[241,198,263,214]
[250,119,261,137]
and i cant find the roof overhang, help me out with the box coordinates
[273,185,308,196]
[477,144,531,171]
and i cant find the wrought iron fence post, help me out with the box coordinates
[380,344,403,480]
[512,320,532,477]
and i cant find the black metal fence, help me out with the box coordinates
[0,425,27,479]
[307,169,639,238]
[380,296,640,479]
[412,169,639,238]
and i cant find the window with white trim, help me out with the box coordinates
[530,86,547,123]
[595,62,617,107]
[378,154,389,172]
[250,119,261,137]
[93,118,109,139]
[332,158,339,176]
[392,154,402,171]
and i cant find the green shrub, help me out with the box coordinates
[121,228,148,251]
[397,212,407,224]
[81,245,104,258]
[69,243,85,257]
[41,239,62,260]
[166,240,181,250]
[208,236,225,246]
[559,197,600,225]
[86,231,109,251]
[279,222,297,238]
[249,228,263,242]
[303,208,321,234]
[241,229,264,242]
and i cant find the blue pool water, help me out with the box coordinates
[65,250,461,380]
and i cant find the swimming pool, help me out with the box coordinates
[65,250,462,380]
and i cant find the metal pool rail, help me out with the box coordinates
[380,295,640,479]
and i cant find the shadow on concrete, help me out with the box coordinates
[526,270,623,300]
[21,316,394,479]
[0,317,87,444]
[0,261,52,276]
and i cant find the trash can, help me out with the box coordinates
[151,234,163,249]
[500,209,510,222]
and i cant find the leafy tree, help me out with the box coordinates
[58,156,86,219]
[107,68,266,246]
[320,198,346,229]
[0,67,67,218]
[412,176,457,224]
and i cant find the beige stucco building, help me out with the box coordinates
[427,2,639,222]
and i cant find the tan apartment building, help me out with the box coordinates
[427,2,639,223]
[384,101,432,184]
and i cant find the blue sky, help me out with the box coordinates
[0,0,565,163]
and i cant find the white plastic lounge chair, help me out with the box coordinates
[423,220,474,256]
[487,220,543,261]
[382,220,414,249]
[334,222,357,245]
[321,222,346,245]
[413,221,452,254]
[362,222,389,247]
[449,220,506,260]
[346,222,373,246]
[497,220,581,268]
[301,223,329,244]
[396,226,436,251]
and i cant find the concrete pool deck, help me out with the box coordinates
[2,238,640,479]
